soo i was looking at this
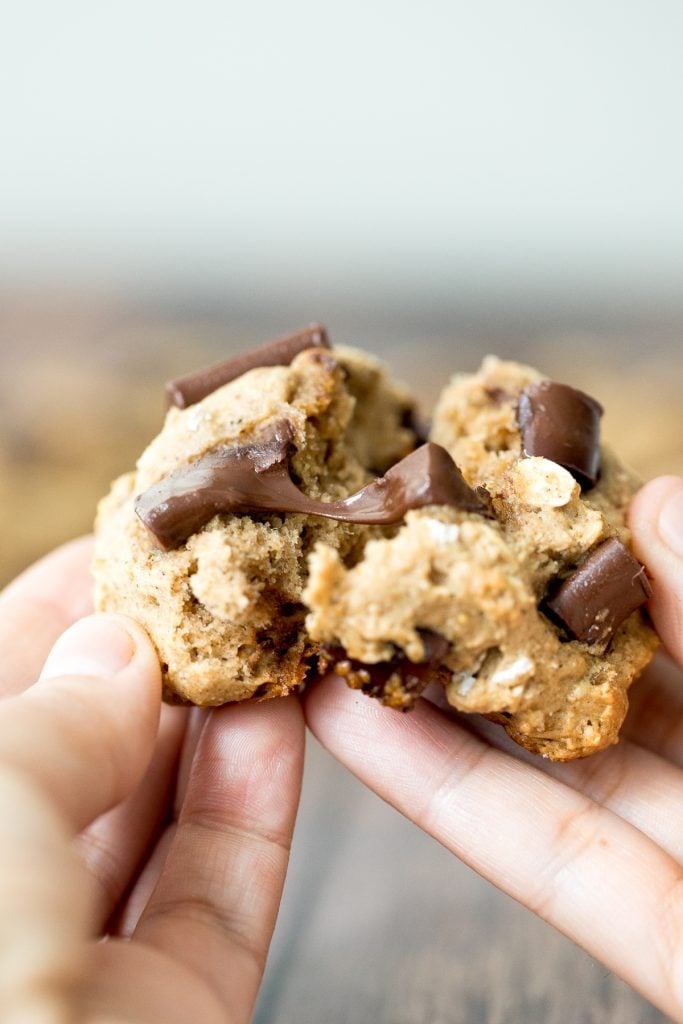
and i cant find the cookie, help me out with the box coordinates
[93,329,658,760]
[307,355,657,759]
[94,326,418,705]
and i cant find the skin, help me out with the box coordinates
[305,475,683,1021]
[0,476,681,1020]
[0,538,305,1023]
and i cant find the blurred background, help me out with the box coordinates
[0,3,681,1019]
[2,0,682,583]
[1,0,683,585]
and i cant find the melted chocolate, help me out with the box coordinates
[517,380,603,489]
[166,324,330,408]
[545,537,652,645]
[321,630,451,709]
[136,428,491,551]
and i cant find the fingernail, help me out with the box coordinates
[39,615,135,681]
[658,482,683,558]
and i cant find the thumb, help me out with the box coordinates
[1,613,162,833]
[0,614,162,1020]
[629,476,683,665]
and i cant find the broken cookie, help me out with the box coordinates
[93,330,658,760]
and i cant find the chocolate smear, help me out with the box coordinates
[545,537,652,646]
[136,429,492,551]
[321,630,451,710]
[517,380,603,489]
[166,323,330,409]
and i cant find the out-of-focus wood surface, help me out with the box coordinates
[1,293,681,1022]
[1,296,681,588]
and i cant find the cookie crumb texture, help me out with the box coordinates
[94,349,658,760]
[94,346,415,706]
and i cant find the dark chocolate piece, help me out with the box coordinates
[166,323,330,408]
[136,420,295,550]
[545,537,652,645]
[485,386,513,404]
[322,630,450,709]
[136,429,491,550]
[517,380,603,489]
[401,405,431,446]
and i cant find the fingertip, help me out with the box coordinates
[39,614,134,681]
[0,614,164,832]
[229,689,305,725]
[36,613,163,789]
[629,476,683,533]
[180,694,306,851]
[213,691,306,762]
[39,613,161,695]
[108,614,163,698]
[302,671,408,753]
[301,671,351,731]
[198,692,307,772]
[629,476,683,664]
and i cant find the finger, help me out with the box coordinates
[622,653,683,766]
[0,535,94,696]
[0,613,161,1019]
[0,613,161,833]
[116,824,177,938]
[434,692,683,866]
[304,677,683,1019]
[174,707,211,816]
[0,752,92,1019]
[108,708,210,939]
[82,940,227,1024]
[135,696,305,1023]
[76,704,187,931]
[108,709,208,938]
[538,737,683,865]
[426,667,683,864]
[629,476,683,664]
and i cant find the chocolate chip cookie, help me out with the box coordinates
[93,327,658,759]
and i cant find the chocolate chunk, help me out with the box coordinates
[166,323,330,408]
[336,443,491,523]
[517,380,603,489]
[135,421,295,550]
[485,386,513,404]
[401,404,431,445]
[322,630,451,709]
[136,430,492,550]
[545,537,652,645]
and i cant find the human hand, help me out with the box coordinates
[0,538,304,1023]
[304,475,683,1021]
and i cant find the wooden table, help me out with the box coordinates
[1,294,680,1022]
